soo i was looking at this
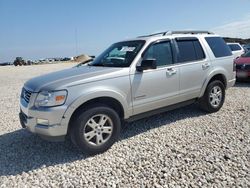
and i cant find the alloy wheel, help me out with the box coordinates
[209,86,222,108]
[83,114,113,146]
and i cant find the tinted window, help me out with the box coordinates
[205,37,232,58]
[144,41,173,67]
[193,40,205,60]
[176,39,205,62]
[228,44,242,51]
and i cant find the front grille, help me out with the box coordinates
[246,64,250,70]
[236,64,250,71]
[21,88,32,103]
[236,64,243,69]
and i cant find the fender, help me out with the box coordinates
[199,67,228,98]
[60,88,131,129]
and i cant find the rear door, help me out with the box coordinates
[174,37,210,100]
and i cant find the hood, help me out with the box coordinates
[235,57,250,64]
[24,65,125,92]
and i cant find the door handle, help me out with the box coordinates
[202,63,210,70]
[166,68,177,76]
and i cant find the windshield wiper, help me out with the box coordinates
[89,60,114,67]
[88,63,105,67]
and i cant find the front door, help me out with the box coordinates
[130,40,180,115]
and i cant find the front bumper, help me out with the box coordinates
[236,70,250,79]
[19,97,68,141]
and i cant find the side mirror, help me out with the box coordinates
[136,59,157,72]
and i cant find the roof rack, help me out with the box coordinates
[168,30,214,35]
[137,32,167,38]
[137,30,214,38]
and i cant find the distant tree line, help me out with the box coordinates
[223,37,250,44]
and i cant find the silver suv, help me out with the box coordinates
[19,31,236,154]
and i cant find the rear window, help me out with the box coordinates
[228,44,242,51]
[176,39,205,63]
[205,37,232,58]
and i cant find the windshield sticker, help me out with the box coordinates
[120,46,136,52]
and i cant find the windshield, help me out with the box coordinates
[89,40,145,67]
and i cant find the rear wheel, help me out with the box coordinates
[199,80,225,113]
[70,105,121,154]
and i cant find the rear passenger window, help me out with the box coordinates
[193,40,205,60]
[176,39,205,63]
[205,37,232,58]
[144,41,173,67]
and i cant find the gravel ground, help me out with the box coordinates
[0,64,249,187]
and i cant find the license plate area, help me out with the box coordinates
[237,71,247,78]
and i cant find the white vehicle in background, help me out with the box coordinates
[227,43,245,59]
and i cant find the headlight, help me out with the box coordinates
[35,90,67,107]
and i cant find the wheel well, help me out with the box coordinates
[208,74,227,88]
[67,97,124,134]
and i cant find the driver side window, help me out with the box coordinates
[144,41,173,67]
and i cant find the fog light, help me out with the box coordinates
[37,118,49,126]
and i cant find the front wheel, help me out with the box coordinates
[199,80,225,113]
[70,105,121,154]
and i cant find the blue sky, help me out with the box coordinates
[1,0,250,62]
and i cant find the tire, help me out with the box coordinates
[70,105,121,154]
[199,80,225,113]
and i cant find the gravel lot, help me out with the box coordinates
[0,63,249,187]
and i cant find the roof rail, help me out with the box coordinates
[137,30,214,38]
[137,32,167,38]
[168,30,214,35]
